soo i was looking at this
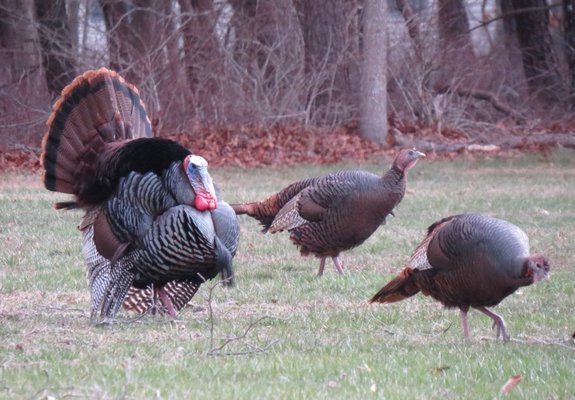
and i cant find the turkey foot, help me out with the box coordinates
[476,306,509,341]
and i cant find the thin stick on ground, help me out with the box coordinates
[204,278,277,357]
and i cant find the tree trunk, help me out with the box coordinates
[564,0,575,93]
[511,0,562,100]
[228,0,303,123]
[34,0,76,97]
[435,0,475,88]
[0,0,41,73]
[396,0,423,61]
[99,0,185,126]
[99,0,136,79]
[67,0,80,56]
[360,0,388,145]
[100,0,164,82]
[437,0,471,45]
[294,0,360,126]
[0,0,49,146]
[499,0,516,35]
[178,0,223,122]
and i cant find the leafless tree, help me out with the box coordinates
[436,0,475,86]
[360,0,388,144]
[35,0,76,97]
[563,0,575,94]
[178,0,225,123]
[511,0,564,102]
[1,0,574,150]
[294,0,360,126]
[227,0,304,124]
[0,0,49,146]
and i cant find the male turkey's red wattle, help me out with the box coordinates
[231,149,425,275]
[369,213,550,341]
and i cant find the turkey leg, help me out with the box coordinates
[475,306,510,341]
[317,256,345,276]
[154,286,177,318]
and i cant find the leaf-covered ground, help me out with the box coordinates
[2,120,573,171]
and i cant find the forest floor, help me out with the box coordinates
[1,119,574,171]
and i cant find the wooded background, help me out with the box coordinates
[1,0,574,150]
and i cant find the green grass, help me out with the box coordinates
[1,150,574,399]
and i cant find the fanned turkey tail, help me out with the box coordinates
[41,67,152,205]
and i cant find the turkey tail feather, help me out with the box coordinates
[369,268,420,303]
[230,202,252,215]
[231,202,275,232]
[41,68,152,194]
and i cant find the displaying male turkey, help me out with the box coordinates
[231,149,425,275]
[369,213,550,341]
[41,68,240,322]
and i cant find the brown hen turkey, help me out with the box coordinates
[232,149,425,275]
[41,68,240,322]
[369,213,550,341]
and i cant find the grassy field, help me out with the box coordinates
[1,149,574,399]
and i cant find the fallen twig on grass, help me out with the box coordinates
[204,279,277,356]
[517,336,575,352]
[480,335,575,351]
[208,337,279,357]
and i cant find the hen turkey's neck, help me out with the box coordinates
[359,165,407,223]
[381,165,406,190]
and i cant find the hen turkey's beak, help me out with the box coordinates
[402,150,426,171]
[535,269,550,283]
[530,266,550,283]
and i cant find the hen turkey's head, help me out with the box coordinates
[183,155,217,211]
[394,148,426,172]
[523,254,550,283]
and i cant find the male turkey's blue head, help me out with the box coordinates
[183,155,217,211]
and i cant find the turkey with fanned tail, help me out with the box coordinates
[231,149,424,275]
[369,213,550,341]
[41,68,240,322]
